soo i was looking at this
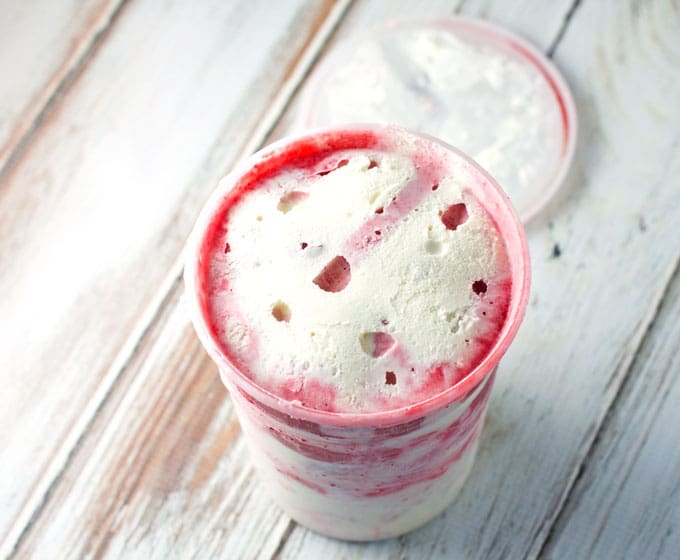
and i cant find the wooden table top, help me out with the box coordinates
[1,1,679,558]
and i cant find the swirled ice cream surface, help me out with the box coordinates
[205,143,511,412]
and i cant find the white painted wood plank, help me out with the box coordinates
[542,265,680,559]
[12,288,293,559]
[0,0,123,172]
[0,0,338,550]
[277,0,680,558]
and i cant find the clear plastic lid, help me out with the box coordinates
[297,18,577,223]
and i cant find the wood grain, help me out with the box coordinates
[0,0,344,553]
[0,0,125,175]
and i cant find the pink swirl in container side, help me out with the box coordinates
[224,368,495,540]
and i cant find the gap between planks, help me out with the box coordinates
[0,1,353,558]
[0,0,131,187]
[271,520,297,560]
[546,0,583,57]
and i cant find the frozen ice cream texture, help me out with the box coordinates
[202,128,512,413]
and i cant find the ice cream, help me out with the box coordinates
[185,125,530,540]
[204,131,511,413]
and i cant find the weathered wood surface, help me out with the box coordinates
[0,0,346,553]
[11,281,294,559]
[0,0,124,174]
[3,0,680,558]
[542,262,680,559]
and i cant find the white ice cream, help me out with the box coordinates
[208,149,510,412]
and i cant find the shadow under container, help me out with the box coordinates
[184,125,530,541]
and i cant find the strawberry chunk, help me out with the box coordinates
[277,190,308,213]
[359,332,395,357]
[441,203,468,231]
[272,301,291,322]
[472,280,487,295]
[313,256,351,292]
[317,159,349,176]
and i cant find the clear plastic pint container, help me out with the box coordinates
[184,125,530,540]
